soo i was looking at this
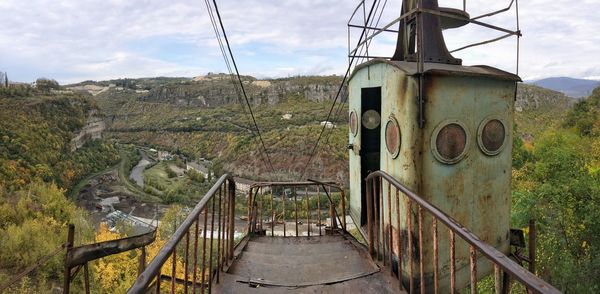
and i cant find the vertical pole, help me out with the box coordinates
[222,182,229,265]
[224,183,228,264]
[208,197,216,293]
[155,270,161,293]
[328,185,337,230]
[340,188,347,231]
[216,187,222,283]
[329,205,336,230]
[219,183,226,268]
[494,265,502,294]
[375,178,380,260]
[470,246,477,294]
[306,186,310,237]
[83,263,90,294]
[396,189,402,289]
[367,178,374,256]
[63,224,74,294]
[201,206,209,294]
[193,216,199,293]
[139,246,147,277]
[528,219,536,274]
[387,182,392,270]
[317,186,322,236]
[259,187,264,231]
[407,200,413,294]
[283,186,287,237]
[171,244,176,293]
[184,232,189,293]
[294,187,298,237]
[229,180,235,260]
[418,207,424,294]
[433,218,439,294]
[247,188,253,234]
[270,186,275,237]
[502,271,511,294]
[170,220,178,293]
[450,231,456,294]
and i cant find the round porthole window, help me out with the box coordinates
[385,116,401,158]
[350,110,358,137]
[362,110,381,130]
[432,120,468,164]
[478,118,506,156]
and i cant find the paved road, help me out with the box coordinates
[129,151,152,188]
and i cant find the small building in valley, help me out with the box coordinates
[234,177,254,194]
[186,161,210,179]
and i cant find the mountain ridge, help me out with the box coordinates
[530,76,599,98]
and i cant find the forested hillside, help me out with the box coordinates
[98,80,571,184]
[511,87,600,292]
[0,89,120,291]
[88,75,349,182]
[0,94,119,190]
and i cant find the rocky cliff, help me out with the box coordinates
[71,109,106,150]
[139,74,345,107]
[516,84,574,112]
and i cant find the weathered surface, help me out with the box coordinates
[66,229,156,267]
[348,60,518,292]
[515,84,573,112]
[214,235,402,293]
[71,109,106,150]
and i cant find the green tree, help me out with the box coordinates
[512,131,600,292]
[35,78,60,93]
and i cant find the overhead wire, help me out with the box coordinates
[204,0,265,168]
[321,0,388,155]
[297,0,378,181]
[210,0,275,173]
[204,0,275,173]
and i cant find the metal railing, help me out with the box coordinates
[128,174,236,294]
[347,0,522,75]
[247,180,347,237]
[366,170,560,294]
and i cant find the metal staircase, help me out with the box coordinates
[126,173,560,294]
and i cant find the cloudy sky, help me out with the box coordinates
[0,0,598,84]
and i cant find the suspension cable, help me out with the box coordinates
[207,0,275,173]
[297,0,378,181]
[321,0,388,155]
[203,0,271,173]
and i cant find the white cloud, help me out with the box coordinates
[0,0,598,83]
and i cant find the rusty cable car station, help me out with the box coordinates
[49,0,563,293]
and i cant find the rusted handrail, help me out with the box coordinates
[66,229,156,268]
[366,170,560,294]
[248,181,346,237]
[128,174,236,294]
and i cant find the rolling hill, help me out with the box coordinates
[531,77,600,98]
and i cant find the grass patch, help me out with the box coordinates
[143,161,188,192]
